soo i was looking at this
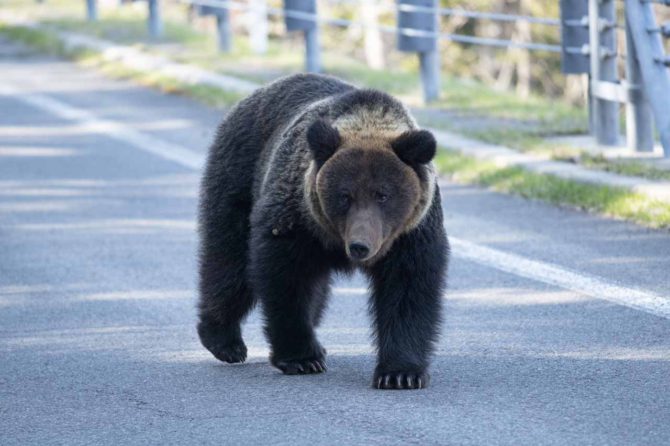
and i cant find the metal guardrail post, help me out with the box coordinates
[587,74,595,135]
[560,0,591,133]
[216,7,232,52]
[588,0,620,146]
[86,0,97,21]
[197,3,233,52]
[418,50,439,103]
[397,0,440,103]
[560,0,590,74]
[284,0,321,73]
[248,0,268,54]
[148,0,163,39]
[624,20,654,152]
[304,26,321,73]
[625,0,670,156]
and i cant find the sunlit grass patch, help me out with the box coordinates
[528,140,670,182]
[0,23,70,55]
[80,53,245,107]
[437,77,587,132]
[0,23,243,107]
[464,131,670,182]
[574,154,670,182]
[7,15,667,229]
[49,15,206,46]
[1,0,586,137]
[435,149,670,229]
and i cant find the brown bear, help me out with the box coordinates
[197,73,449,389]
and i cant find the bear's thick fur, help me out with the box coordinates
[198,74,449,389]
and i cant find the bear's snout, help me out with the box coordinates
[344,206,383,262]
[348,242,370,260]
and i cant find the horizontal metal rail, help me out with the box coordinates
[183,0,561,52]
[323,0,561,26]
[396,3,561,26]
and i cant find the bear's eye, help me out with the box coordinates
[374,191,388,203]
[338,192,352,208]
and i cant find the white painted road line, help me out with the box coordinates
[2,84,669,320]
[0,84,205,170]
[451,237,670,319]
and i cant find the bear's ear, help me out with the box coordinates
[307,120,341,168]
[391,130,436,165]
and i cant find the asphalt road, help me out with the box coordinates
[1,37,669,446]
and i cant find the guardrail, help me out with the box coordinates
[561,0,670,156]
[86,0,561,103]
[82,0,670,157]
[625,0,670,155]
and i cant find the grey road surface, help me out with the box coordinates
[1,38,669,446]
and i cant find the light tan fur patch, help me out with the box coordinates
[332,106,414,150]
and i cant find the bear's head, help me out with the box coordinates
[306,119,436,264]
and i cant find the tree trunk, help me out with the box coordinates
[361,0,384,69]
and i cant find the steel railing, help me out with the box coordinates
[81,0,670,156]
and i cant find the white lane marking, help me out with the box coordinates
[2,84,669,320]
[451,237,670,319]
[0,84,204,170]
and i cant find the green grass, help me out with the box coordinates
[1,0,587,134]
[4,8,667,230]
[434,149,670,229]
[0,22,72,56]
[465,130,670,183]
[437,78,587,131]
[570,153,670,182]
[83,54,245,107]
[8,9,581,127]
[0,23,244,107]
[459,128,547,152]
[531,139,670,182]
[50,16,207,46]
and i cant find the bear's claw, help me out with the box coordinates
[211,342,247,364]
[373,371,430,390]
[275,358,327,375]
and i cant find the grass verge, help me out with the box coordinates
[2,21,668,230]
[472,131,670,183]
[1,0,587,131]
[435,149,670,230]
[562,153,670,182]
[0,23,244,107]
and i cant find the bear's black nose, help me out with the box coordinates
[349,242,370,260]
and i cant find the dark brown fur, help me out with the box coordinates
[316,148,421,264]
[197,74,449,389]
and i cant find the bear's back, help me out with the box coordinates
[203,74,354,212]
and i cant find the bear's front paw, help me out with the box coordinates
[373,370,430,390]
[197,321,247,364]
[273,357,327,375]
[211,342,248,364]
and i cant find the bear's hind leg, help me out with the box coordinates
[198,201,255,364]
